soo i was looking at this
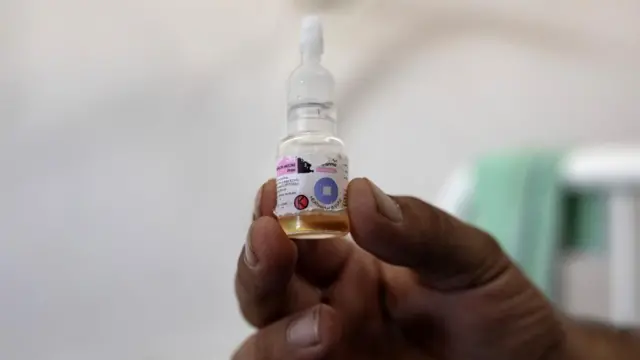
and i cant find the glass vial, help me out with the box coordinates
[274,15,349,240]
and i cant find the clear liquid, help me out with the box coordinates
[279,210,350,239]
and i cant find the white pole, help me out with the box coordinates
[608,193,637,325]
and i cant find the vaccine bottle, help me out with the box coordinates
[274,15,349,240]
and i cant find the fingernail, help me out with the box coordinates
[253,185,263,220]
[244,227,258,268]
[367,179,403,222]
[287,307,320,348]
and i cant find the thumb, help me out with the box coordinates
[347,178,512,291]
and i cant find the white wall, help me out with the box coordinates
[1,0,639,359]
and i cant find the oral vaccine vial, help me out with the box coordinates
[274,15,349,240]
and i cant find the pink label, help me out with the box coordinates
[277,157,297,176]
[315,167,337,173]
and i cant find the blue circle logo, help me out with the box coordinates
[314,177,339,205]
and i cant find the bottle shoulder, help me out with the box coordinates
[288,63,335,83]
[277,132,346,157]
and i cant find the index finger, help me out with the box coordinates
[235,216,319,327]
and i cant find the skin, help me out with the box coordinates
[232,178,640,360]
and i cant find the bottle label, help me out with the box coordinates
[275,153,348,217]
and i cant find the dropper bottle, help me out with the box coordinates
[274,15,350,240]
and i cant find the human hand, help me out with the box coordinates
[232,178,565,360]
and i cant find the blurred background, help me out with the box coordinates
[1,0,640,359]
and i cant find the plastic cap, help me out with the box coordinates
[300,15,324,56]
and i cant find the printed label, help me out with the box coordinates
[275,153,348,217]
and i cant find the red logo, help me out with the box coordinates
[294,195,309,210]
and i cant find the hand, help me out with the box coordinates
[232,178,566,360]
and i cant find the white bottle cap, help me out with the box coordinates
[300,15,324,57]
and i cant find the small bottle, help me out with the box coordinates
[274,15,349,240]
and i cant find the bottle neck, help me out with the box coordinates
[287,105,337,135]
[301,51,322,64]
[287,52,336,136]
